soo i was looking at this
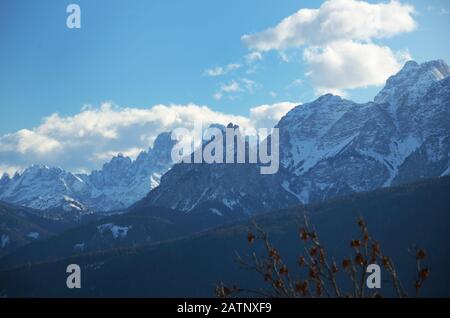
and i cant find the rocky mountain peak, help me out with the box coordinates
[1,60,449,217]
[143,59,450,215]
[374,59,450,105]
[0,131,178,212]
[152,132,173,150]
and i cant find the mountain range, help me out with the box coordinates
[0,132,176,213]
[0,59,449,297]
[144,60,450,214]
[0,60,449,218]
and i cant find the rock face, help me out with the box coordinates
[143,60,450,215]
[141,123,299,215]
[0,132,176,212]
[1,60,449,216]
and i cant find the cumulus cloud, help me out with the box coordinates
[241,0,417,94]
[220,80,242,93]
[0,129,62,155]
[241,78,257,94]
[242,0,416,50]
[213,78,259,100]
[249,102,299,129]
[0,102,299,175]
[245,51,263,63]
[427,5,450,16]
[286,78,304,89]
[93,147,144,161]
[203,63,241,77]
[304,41,411,95]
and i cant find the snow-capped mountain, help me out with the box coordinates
[1,60,448,216]
[143,60,450,215]
[0,132,176,212]
[142,123,298,214]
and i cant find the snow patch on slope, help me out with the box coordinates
[27,232,40,240]
[97,223,132,239]
[1,234,10,248]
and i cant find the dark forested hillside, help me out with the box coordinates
[0,201,76,257]
[0,175,449,297]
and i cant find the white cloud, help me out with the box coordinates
[203,63,241,77]
[0,129,62,155]
[241,78,257,94]
[241,0,417,94]
[220,80,242,93]
[286,78,304,89]
[0,102,298,174]
[439,8,450,15]
[242,0,416,50]
[213,78,259,99]
[204,67,224,77]
[249,102,300,129]
[279,51,290,62]
[245,51,263,63]
[212,92,223,100]
[0,165,23,177]
[304,41,411,95]
[427,5,450,15]
[93,147,143,161]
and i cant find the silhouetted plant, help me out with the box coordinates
[216,215,429,298]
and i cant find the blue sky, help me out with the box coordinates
[0,0,449,174]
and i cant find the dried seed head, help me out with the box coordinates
[274,280,283,289]
[355,253,365,266]
[279,265,289,275]
[420,268,430,280]
[415,280,421,291]
[269,249,281,261]
[316,282,323,297]
[372,242,381,255]
[417,249,427,260]
[332,262,339,274]
[342,259,352,269]
[300,229,309,241]
[295,281,308,294]
[319,248,326,263]
[298,256,306,267]
[351,240,361,248]
[218,285,231,297]
[309,266,319,279]
[363,231,369,242]
[247,233,255,244]
[357,218,365,229]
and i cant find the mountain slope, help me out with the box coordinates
[1,60,448,218]
[0,202,248,270]
[0,132,176,212]
[0,175,449,297]
[0,201,74,257]
[143,60,450,214]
